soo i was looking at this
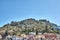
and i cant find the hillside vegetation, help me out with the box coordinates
[0,18,60,35]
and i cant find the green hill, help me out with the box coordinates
[0,18,60,35]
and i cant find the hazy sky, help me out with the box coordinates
[0,0,60,27]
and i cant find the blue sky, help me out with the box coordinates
[0,0,60,27]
